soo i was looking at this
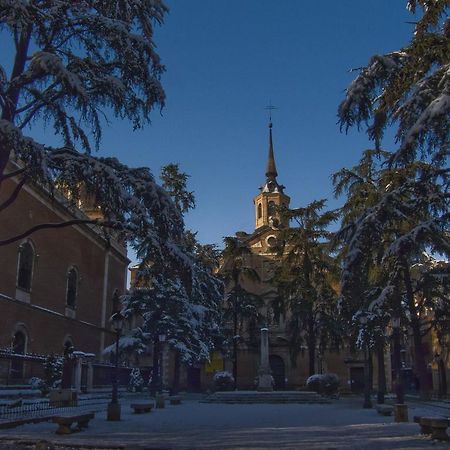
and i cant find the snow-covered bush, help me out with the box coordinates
[306,373,339,395]
[29,377,47,395]
[128,368,145,392]
[213,371,234,391]
[29,355,64,395]
[43,355,64,390]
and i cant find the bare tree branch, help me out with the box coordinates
[0,167,27,181]
[0,176,27,213]
[0,218,121,246]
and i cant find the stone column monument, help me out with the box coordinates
[257,327,273,391]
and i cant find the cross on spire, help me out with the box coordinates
[264,102,278,124]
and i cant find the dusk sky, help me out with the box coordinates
[22,1,416,247]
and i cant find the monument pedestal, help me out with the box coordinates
[257,327,273,391]
[257,373,273,391]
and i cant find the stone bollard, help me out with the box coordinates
[394,403,408,422]
[156,393,165,409]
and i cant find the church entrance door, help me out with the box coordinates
[269,355,285,390]
[186,367,201,392]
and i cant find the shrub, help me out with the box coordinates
[29,377,49,396]
[306,373,339,395]
[43,354,63,389]
[213,371,234,391]
[128,368,145,392]
[29,355,64,396]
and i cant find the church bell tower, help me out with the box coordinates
[253,122,290,230]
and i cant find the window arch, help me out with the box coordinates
[66,267,78,308]
[257,203,262,219]
[17,241,34,292]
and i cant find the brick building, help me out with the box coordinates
[0,162,129,385]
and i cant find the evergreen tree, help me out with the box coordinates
[220,236,262,387]
[273,200,340,376]
[0,1,185,259]
[115,165,223,390]
[337,2,449,396]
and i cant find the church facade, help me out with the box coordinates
[222,123,391,392]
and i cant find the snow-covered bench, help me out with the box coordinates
[169,395,182,405]
[131,402,154,413]
[53,412,94,434]
[375,404,393,416]
[414,416,450,440]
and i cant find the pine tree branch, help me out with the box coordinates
[0,218,121,246]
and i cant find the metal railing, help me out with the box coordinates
[0,395,111,422]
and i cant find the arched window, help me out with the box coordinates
[17,241,34,292]
[66,267,78,308]
[11,330,27,379]
[257,203,262,219]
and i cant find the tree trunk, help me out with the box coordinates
[233,298,238,389]
[368,348,373,392]
[403,260,430,399]
[307,316,316,376]
[150,336,160,396]
[172,350,181,394]
[376,340,386,404]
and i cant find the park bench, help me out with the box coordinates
[414,415,450,440]
[375,404,393,416]
[169,395,182,405]
[130,402,154,413]
[52,412,94,435]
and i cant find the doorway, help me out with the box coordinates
[350,366,365,393]
[186,367,201,392]
[269,355,285,390]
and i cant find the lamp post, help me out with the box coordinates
[107,310,124,421]
[158,332,166,393]
[359,315,372,409]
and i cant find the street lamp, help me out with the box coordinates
[158,333,166,393]
[359,315,372,409]
[107,310,124,421]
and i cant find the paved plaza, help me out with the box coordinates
[0,396,449,449]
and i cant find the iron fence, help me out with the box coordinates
[0,350,147,390]
[0,396,111,422]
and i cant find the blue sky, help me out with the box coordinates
[13,1,416,247]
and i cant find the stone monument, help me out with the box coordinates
[257,327,273,391]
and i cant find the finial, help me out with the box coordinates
[265,102,277,124]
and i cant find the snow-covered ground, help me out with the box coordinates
[0,397,449,449]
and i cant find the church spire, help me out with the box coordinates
[260,121,284,194]
[265,122,278,182]
[253,120,290,230]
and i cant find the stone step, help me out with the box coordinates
[202,390,330,404]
